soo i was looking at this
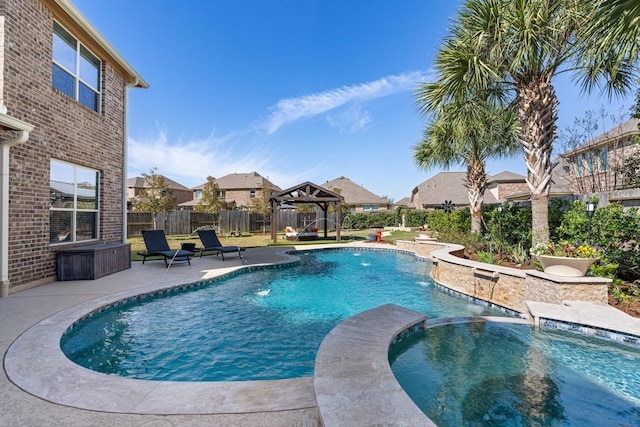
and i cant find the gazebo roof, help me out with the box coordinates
[271,181,343,204]
[269,181,343,243]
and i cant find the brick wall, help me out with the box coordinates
[497,182,529,201]
[4,0,128,289]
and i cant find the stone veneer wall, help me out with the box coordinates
[397,240,610,317]
[5,0,129,290]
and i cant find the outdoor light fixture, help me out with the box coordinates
[586,201,596,219]
[586,201,597,244]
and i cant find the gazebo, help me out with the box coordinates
[270,181,344,244]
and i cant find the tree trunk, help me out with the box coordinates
[516,78,556,247]
[467,159,487,234]
[531,194,549,248]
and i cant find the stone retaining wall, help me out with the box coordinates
[397,240,611,317]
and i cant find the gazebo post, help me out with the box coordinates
[271,198,278,244]
[322,203,328,239]
[336,202,341,243]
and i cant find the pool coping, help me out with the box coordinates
[4,248,322,415]
[3,243,422,415]
[313,304,533,426]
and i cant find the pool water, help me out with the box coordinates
[389,322,640,427]
[61,249,505,381]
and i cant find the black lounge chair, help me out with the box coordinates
[197,229,245,261]
[138,229,194,267]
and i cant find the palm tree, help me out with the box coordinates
[417,0,638,247]
[414,98,519,233]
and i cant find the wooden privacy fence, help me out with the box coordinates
[127,211,338,236]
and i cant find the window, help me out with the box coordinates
[195,190,203,199]
[250,189,256,199]
[52,22,101,112]
[217,190,225,198]
[599,147,608,172]
[575,153,583,177]
[373,205,379,212]
[50,160,99,244]
[586,151,595,174]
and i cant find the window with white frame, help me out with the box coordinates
[599,147,608,172]
[50,160,100,244]
[575,153,583,177]
[52,22,101,112]
[195,189,203,199]
[250,189,256,198]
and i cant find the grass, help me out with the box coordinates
[128,229,420,261]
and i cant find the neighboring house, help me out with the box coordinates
[411,172,470,210]
[393,197,413,209]
[127,175,193,210]
[1,0,147,296]
[485,171,530,202]
[563,118,639,195]
[321,176,391,213]
[184,172,281,210]
[411,171,528,210]
[505,157,575,202]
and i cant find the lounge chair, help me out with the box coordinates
[285,226,298,240]
[285,226,318,241]
[138,229,194,267]
[196,229,245,260]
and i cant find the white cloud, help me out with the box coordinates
[326,105,373,134]
[127,125,329,190]
[127,126,271,188]
[261,70,429,134]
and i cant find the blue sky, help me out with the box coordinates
[73,0,633,202]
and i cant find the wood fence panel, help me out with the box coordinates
[127,212,154,236]
[127,210,338,237]
[190,213,217,232]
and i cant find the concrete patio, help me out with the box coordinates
[2,242,639,426]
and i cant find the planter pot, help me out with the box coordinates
[535,255,597,277]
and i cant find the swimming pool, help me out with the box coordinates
[390,321,640,426]
[61,248,508,382]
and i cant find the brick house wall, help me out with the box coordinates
[496,182,529,201]
[4,0,141,290]
[564,118,640,196]
[570,140,637,194]
[224,188,270,207]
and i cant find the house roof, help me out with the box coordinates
[321,176,390,205]
[413,172,470,206]
[562,118,640,157]
[127,176,190,191]
[46,0,148,88]
[394,197,413,207]
[192,172,281,191]
[413,171,528,207]
[489,171,527,183]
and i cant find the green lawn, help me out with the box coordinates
[128,229,419,261]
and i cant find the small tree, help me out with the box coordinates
[195,176,226,214]
[131,167,175,229]
[558,106,627,193]
[616,140,640,188]
[247,184,272,233]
